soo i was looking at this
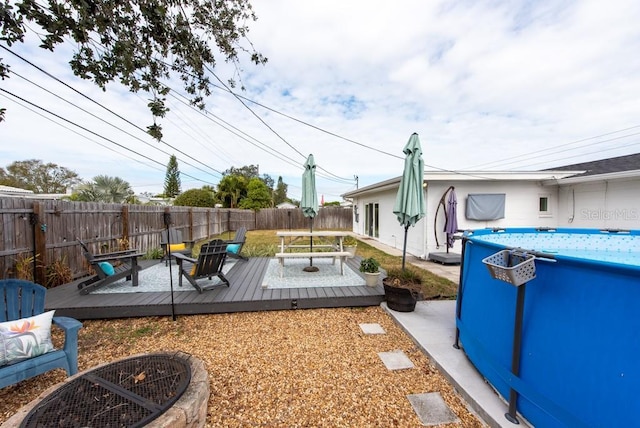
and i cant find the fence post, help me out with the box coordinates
[121,206,130,247]
[188,208,194,242]
[32,202,47,285]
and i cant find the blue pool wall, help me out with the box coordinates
[457,228,639,428]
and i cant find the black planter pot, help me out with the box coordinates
[383,283,417,312]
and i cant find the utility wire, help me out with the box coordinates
[166,90,300,169]
[0,92,166,174]
[166,87,357,184]
[493,132,640,170]
[469,125,640,170]
[0,44,224,179]
[201,77,510,180]
[508,140,640,170]
[7,69,218,178]
[218,85,405,160]
[0,88,217,186]
[204,66,357,183]
[204,68,306,160]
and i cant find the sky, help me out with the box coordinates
[1,0,639,201]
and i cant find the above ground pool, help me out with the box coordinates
[456,228,639,427]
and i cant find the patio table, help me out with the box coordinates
[275,231,351,277]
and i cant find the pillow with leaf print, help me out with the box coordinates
[0,310,55,367]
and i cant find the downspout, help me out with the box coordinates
[421,181,429,259]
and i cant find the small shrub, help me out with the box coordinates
[359,257,380,273]
[46,256,73,288]
[241,243,278,257]
[384,267,422,287]
[143,247,164,260]
[343,236,358,246]
[13,253,36,280]
[118,238,130,251]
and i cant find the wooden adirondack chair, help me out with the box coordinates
[160,227,193,265]
[224,227,248,261]
[173,240,230,293]
[0,279,82,388]
[77,239,144,295]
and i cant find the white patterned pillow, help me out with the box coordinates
[0,310,55,367]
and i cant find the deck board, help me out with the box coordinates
[45,257,384,319]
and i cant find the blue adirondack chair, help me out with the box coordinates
[0,279,82,388]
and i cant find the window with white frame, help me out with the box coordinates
[539,194,551,216]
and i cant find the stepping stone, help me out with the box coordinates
[407,392,461,426]
[359,323,386,334]
[378,350,414,370]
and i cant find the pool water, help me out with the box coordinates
[473,229,639,266]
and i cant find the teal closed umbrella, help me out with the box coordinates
[301,154,319,271]
[393,133,426,270]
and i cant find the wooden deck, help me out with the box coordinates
[45,257,385,320]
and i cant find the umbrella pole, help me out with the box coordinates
[163,212,177,321]
[310,217,313,266]
[303,217,319,272]
[402,225,409,271]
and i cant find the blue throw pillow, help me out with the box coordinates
[98,261,115,276]
[226,244,240,254]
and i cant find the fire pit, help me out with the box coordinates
[4,352,208,428]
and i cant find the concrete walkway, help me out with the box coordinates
[367,238,531,428]
[360,237,461,285]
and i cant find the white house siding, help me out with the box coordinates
[348,174,569,260]
[426,180,559,256]
[556,174,640,229]
[345,168,640,261]
[352,187,421,254]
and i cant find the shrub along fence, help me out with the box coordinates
[0,197,352,285]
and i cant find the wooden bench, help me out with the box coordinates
[275,252,352,278]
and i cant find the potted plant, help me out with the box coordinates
[342,236,358,257]
[359,257,380,287]
[382,268,423,312]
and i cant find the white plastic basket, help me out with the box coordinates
[482,250,536,286]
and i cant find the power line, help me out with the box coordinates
[0,44,224,179]
[468,125,640,170]
[508,139,640,170]
[204,66,357,183]
[0,88,218,186]
[166,90,301,169]
[201,79,509,180]
[0,92,166,174]
[166,88,357,185]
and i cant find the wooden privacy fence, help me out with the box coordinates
[0,198,352,284]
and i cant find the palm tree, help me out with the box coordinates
[217,175,246,208]
[71,175,133,203]
[93,175,132,203]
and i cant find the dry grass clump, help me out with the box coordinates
[0,307,482,427]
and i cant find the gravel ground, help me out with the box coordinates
[0,307,483,427]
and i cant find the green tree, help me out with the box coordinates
[216,174,247,208]
[223,165,274,190]
[0,1,267,138]
[273,176,288,206]
[163,155,181,198]
[71,175,134,203]
[173,188,216,207]
[0,159,80,193]
[224,165,259,179]
[239,178,272,210]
